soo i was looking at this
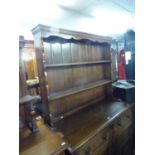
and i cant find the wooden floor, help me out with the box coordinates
[19,117,67,155]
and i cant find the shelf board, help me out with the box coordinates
[45,60,111,69]
[52,96,105,123]
[48,80,111,101]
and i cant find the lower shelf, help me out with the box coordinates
[48,80,111,101]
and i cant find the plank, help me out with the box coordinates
[48,80,112,101]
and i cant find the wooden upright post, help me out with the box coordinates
[19,36,28,96]
[31,25,53,126]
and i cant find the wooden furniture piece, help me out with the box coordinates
[19,95,39,132]
[19,36,28,97]
[27,79,40,95]
[21,39,38,80]
[19,118,68,155]
[19,37,39,96]
[31,25,134,155]
[113,80,135,103]
[54,101,133,155]
[32,25,112,126]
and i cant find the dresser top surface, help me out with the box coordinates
[54,100,131,151]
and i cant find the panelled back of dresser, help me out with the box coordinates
[42,41,112,119]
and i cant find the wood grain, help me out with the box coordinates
[19,119,68,155]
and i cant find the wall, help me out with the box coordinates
[124,30,135,80]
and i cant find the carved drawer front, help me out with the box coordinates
[75,127,112,155]
[113,109,132,137]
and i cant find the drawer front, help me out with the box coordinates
[110,109,132,155]
[111,128,131,155]
[115,127,130,149]
[113,109,131,137]
[93,142,110,155]
[75,126,112,155]
[122,109,132,128]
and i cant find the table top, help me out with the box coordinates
[19,95,35,105]
[112,80,135,89]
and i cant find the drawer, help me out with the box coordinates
[122,109,132,128]
[93,142,110,155]
[111,128,131,155]
[75,126,112,155]
[115,127,130,149]
[113,109,131,137]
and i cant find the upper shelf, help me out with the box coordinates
[45,60,111,69]
[48,79,111,101]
